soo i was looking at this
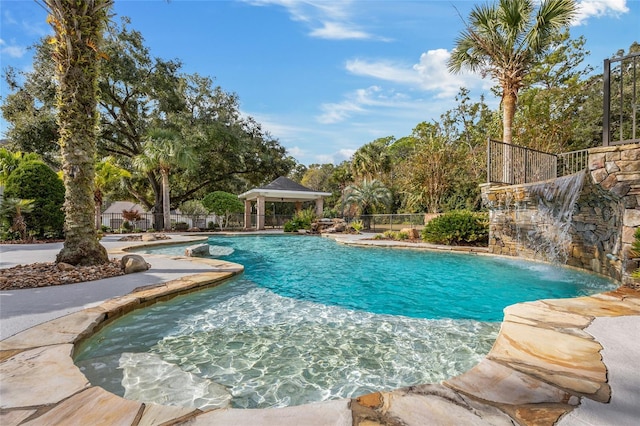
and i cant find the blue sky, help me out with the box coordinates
[1,0,638,165]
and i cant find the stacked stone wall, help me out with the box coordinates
[588,144,640,283]
[481,143,640,284]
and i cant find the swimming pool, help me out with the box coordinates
[74,235,617,409]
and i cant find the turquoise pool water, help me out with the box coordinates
[74,235,617,409]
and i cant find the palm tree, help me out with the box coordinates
[133,128,195,231]
[94,158,131,229]
[0,198,35,241]
[344,179,392,229]
[351,138,393,181]
[448,0,577,146]
[42,0,113,265]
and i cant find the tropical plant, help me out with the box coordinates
[397,123,464,213]
[448,0,577,145]
[202,191,244,231]
[133,128,196,231]
[349,219,364,234]
[344,179,392,229]
[94,157,131,229]
[344,179,392,216]
[42,0,112,265]
[350,137,393,181]
[421,210,489,245]
[283,208,316,233]
[0,198,35,241]
[3,161,65,238]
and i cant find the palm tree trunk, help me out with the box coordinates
[502,90,517,184]
[50,0,110,265]
[161,170,171,231]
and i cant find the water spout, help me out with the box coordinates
[526,171,586,263]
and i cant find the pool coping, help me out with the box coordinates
[0,235,639,425]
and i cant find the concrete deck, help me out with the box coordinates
[1,233,639,425]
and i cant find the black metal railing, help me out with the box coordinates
[603,51,640,146]
[488,139,589,185]
[487,139,557,184]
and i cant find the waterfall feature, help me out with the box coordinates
[526,172,586,263]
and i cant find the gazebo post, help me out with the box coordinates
[244,200,252,230]
[257,196,266,230]
[315,198,323,217]
[295,201,302,212]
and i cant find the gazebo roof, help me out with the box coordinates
[238,176,331,202]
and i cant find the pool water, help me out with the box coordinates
[74,235,617,409]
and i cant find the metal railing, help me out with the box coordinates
[487,139,558,185]
[557,149,589,177]
[488,139,589,185]
[603,51,640,145]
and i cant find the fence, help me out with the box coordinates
[603,51,640,146]
[487,139,590,185]
[100,212,294,231]
[355,214,431,232]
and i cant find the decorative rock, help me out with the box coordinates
[56,262,75,272]
[141,233,157,242]
[400,228,420,239]
[185,243,210,257]
[188,227,201,232]
[120,254,150,274]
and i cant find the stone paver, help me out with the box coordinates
[445,358,580,406]
[189,399,352,426]
[0,344,89,408]
[0,234,639,425]
[21,386,142,426]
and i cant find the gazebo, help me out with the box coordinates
[238,177,331,230]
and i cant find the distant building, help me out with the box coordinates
[102,201,150,230]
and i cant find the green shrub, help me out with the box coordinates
[421,210,488,245]
[3,161,64,238]
[397,231,409,240]
[383,230,396,239]
[283,208,316,232]
[174,221,189,231]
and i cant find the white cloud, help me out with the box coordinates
[314,148,354,165]
[309,21,370,40]
[573,0,630,25]
[0,39,26,58]
[287,146,306,158]
[243,0,377,40]
[346,49,488,99]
